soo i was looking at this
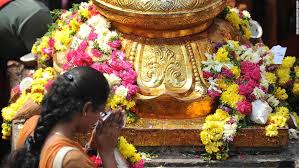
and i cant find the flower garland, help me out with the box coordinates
[293,65,299,94]
[29,2,142,167]
[275,56,299,96]
[200,109,235,160]
[32,2,98,67]
[276,56,296,85]
[88,136,145,168]
[265,106,289,137]
[272,56,299,126]
[118,136,145,168]
[1,67,56,139]
[293,112,299,128]
[220,7,252,39]
[201,40,292,159]
[62,13,138,119]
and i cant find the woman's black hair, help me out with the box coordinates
[5,66,110,168]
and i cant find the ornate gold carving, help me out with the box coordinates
[185,43,206,95]
[113,21,213,38]
[93,0,226,37]
[128,41,137,63]
[96,0,220,13]
[118,19,247,119]
[139,46,186,89]
[134,44,194,97]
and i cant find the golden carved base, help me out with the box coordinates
[11,120,288,150]
[51,19,248,119]
[136,94,214,119]
[121,19,248,119]
[120,118,289,147]
[71,118,288,147]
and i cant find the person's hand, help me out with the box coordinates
[94,109,125,167]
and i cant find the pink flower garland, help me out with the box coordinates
[64,33,138,99]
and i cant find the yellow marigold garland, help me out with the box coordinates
[281,56,296,68]
[200,109,230,160]
[265,106,289,137]
[274,87,288,100]
[220,84,244,108]
[106,95,136,111]
[265,72,277,84]
[118,136,143,164]
[293,83,299,95]
[276,56,296,85]
[222,7,252,39]
[216,47,229,63]
[295,66,299,78]
[293,65,299,95]
[292,112,299,129]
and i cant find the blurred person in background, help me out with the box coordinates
[0,0,52,160]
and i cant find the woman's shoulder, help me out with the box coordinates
[42,135,82,152]
[39,135,85,167]
[62,149,95,168]
[42,135,95,168]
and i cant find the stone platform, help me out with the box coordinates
[140,140,299,167]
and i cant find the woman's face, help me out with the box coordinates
[78,103,105,133]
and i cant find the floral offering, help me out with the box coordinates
[201,40,294,159]
[32,2,98,67]
[220,7,252,39]
[12,2,142,167]
[1,68,56,139]
[62,12,138,117]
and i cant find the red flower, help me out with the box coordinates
[78,40,89,51]
[48,38,55,48]
[125,83,139,99]
[73,55,93,67]
[91,49,102,58]
[241,61,261,81]
[130,159,145,168]
[238,79,257,96]
[90,155,102,168]
[45,80,54,92]
[208,90,221,98]
[221,67,234,78]
[66,50,75,62]
[237,100,252,115]
[88,4,99,16]
[108,40,121,48]
[203,71,214,79]
[63,63,72,71]
[42,48,53,56]
[120,69,138,86]
[88,32,98,41]
[91,63,114,74]
[216,74,222,79]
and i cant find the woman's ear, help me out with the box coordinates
[82,101,94,116]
